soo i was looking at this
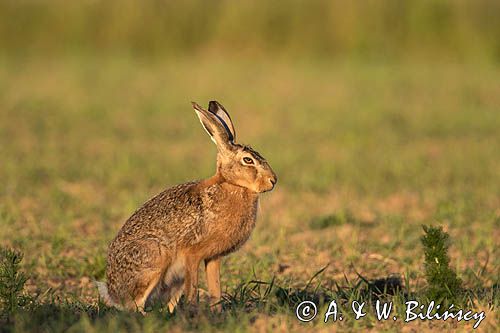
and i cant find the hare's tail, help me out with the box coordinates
[95,281,122,309]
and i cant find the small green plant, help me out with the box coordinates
[420,225,463,303]
[0,248,29,316]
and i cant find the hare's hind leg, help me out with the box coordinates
[128,269,163,314]
[115,240,168,314]
[166,283,184,313]
[160,255,201,312]
[161,256,186,313]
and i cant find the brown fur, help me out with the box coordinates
[99,101,277,312]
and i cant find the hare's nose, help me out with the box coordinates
[270,176,277,186]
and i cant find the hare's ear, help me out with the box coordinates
[208,101,236,142]
[192,102,234,153]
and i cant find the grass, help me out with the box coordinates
[1,1,500,63]
[0,55,498,331]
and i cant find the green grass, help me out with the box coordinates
[0,56,499,331]
[1,0,500,63]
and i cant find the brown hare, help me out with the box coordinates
[97,101,277,313]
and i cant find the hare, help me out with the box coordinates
[97,101,277,313]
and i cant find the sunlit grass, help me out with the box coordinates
[0,56,498,331]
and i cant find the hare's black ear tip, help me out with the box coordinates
[208,100,219,112]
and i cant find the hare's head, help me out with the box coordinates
[192,101,277,193]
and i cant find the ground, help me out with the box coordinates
[0,56,498,332]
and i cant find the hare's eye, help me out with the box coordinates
[243,157,254,165]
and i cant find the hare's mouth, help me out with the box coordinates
[260,179,276,193]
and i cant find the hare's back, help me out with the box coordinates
[113,181,204,244]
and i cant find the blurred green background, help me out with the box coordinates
[0,1,499,331]
[1,0,499,62]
